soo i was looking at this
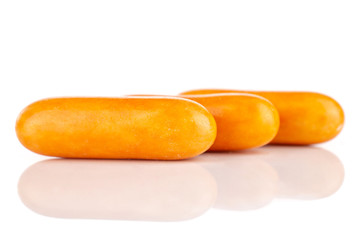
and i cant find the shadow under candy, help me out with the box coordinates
[18,146,344,221]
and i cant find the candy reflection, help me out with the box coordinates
[18,159,217,221]
[259,146,345,200]
[194,145,344,211]
[18,146,344,220]
[195,152,278,211]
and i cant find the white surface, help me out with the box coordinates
[1,0,359,239]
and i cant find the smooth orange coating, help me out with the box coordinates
[180,94,279,151]
[180,89,345,145]
[16,97,217,160]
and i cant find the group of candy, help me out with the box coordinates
[16,89,344,160]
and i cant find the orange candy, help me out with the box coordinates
[180,89,344,145]
[16,97,217,159]
[179,94,279,151]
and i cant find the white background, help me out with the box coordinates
[1,0,359,239]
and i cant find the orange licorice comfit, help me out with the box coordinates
[180,89,344,145]
[16,97,217,159]
[179,94,279,151]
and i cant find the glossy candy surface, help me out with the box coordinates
[179,94,279,150]
[16,97,217,159]
[180,89,344,145]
